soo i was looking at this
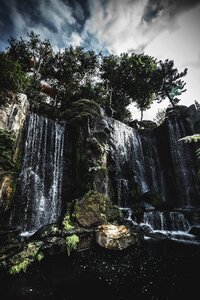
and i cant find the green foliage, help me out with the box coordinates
[36,252,44,262]
[8,31,54,76]
[61,99,101,124]
[153,108,166,125]
[0,129,15,157]
[9,259,30,275]
[179,134,200,143]
[0,52,29,94]
[8,242,43,275]
[0,129,16,172]
[62,214,74,230]
[156,59,187,106]
[1,32,188,122]
[65,234,79,256]
[100,53,158,121]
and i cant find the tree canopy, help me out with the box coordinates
[156,59,187,107]
[0,32,188,122]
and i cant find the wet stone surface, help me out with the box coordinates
[0,238,200,299]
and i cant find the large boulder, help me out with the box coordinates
[96,224,138,250]
[74,190,121,227]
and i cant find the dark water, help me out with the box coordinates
[1,239,200,300]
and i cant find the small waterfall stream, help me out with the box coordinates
[13,113,65,234]
[143,211,190,232]
[167,117,196,207]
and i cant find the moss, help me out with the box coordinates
[9,258,30,275]
[74,190,113,227]
[8,241,43,275]
[51,225,59,234]
[65,234,79,256]
[36,252,44,262]
[62,214,74,230]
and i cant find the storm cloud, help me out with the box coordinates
[0,0,200,118]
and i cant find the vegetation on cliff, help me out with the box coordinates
[0,32,187,122]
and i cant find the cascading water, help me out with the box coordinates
[12,113,65,234]
[117,179,129,206]
[108,118,166,207]
[143,211,190,232]
[141,210,200,243]
[167,117,197,207]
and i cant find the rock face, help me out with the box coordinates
[96,224,138,250]
[6,103,200,237]
[106,105,200,208]
[0,93,29,215]
[0,93,29,132]
[0,176,13,212]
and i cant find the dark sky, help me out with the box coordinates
[1,0,199,51]
[1,0,200,118]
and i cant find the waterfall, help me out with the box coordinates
[109,119,148,205]
[143,211,190,232]
[167,117,197,207]
[119,207,137,226]
[108,118,166,206]
[13,113,65,234]
[117,179,129,206]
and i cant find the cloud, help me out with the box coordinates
[69,32,83,47]
[39,0,75,32]
[1,0,200,119]
[1,0,80,50]
[143,0,200,22]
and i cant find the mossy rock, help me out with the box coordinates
[74,191,107,227]
[7,241,44,274]
[74,190,121,227]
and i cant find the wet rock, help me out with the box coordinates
[96,224,138,250]
[146,231,169,240]
[138,120,157,129]
[0,226,20,244]
[139,224,154,235]
[30,224,61,240]
[188,225,200,237]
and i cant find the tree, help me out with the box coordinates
[122,53,158,121]
[101,53,158,121]
[100,54,131,121]
[156,59,187,106]
[0,52,29,95]
[53,46,99,109]
[8,32,54,77]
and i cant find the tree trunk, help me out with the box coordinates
[140,110,143,121]
[166,90,175,107]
